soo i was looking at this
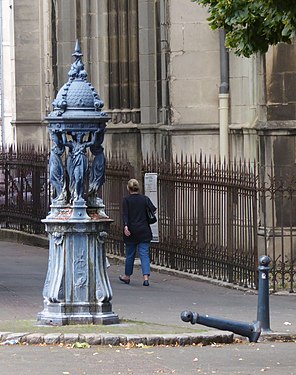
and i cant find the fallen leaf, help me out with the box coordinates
[71,342,90,349]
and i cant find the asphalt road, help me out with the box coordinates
[2,241,296,334]
[0,341,295,375]
[1,240,296,375]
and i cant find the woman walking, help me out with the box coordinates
[119,179,157,286]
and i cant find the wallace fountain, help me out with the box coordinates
[37,41,119,325]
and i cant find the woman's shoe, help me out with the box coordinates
[119,275,130,284]
[143,280,149,286]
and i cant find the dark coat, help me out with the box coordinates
[122,193,157,244]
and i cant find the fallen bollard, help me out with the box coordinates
[181,310,261,343]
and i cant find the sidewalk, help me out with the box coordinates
[0,240,296,346]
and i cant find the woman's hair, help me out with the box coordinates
[127,178,140,193]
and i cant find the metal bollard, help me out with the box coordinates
[257,255,272,333]
[181,310,261,343]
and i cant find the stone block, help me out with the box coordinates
[138,0,155,29]
[267,103,296,121]
[63,334,80,344]
[170,51,219,79]
[145,335,164,346]
[124,335,143,346]
[170,0,208,23]
[230,54,255,79]
[44,333,61,345]
[140,80,157,107]
[171,132,219,156]
[175,334,190,346]
[6,333,29,342]
[139,28,156,55]
[230,76,255,107]
[16,72,41,86]
[184,23,219,52]
[140,106,158,124]
[284,73,296,102]
[171,105,218,125]
[82,334,102,345]
[160,334,178,346]
[14,2,39,21]
[170,79,201,107]
[139,54,156,82]
[101,335,121,346]
[0,333,12,341]
[23,334,44,345]
[169,24,184,52]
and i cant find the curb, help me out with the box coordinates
[0,229,48,249]
[0,331,234,347]
[259,332,296,342]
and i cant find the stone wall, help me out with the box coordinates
[12,0,47,145]
[4,0,295,166]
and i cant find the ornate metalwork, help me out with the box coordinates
[46,40,109,218]
[37,42,119,326]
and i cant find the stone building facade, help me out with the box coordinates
[1,0,296,168]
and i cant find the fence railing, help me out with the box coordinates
[258,163,296,292]
[1,147,296,292]
[0,146,49,233]
[141,155,258,288]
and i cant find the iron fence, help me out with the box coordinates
[143,155,258,288]
[258,164,296,292]
[0,146,49,233]
[1,147,296,291]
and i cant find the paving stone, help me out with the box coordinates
[118,335,128,345]
[101,334,121,346]
[0,332,12,341]
[124,335,143,345]
[175,334,190,346]
[63,333,80,344]
[161,334,180,346]
[44,333,61,345]
[6,333,29,342]
[82,333,102,345]
[144,335,163,346]
[23,333,44,345]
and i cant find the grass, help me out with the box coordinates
[0,319,206,335]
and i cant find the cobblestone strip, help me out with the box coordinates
[0,331,234,346]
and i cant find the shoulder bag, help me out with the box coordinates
[146,197,157,225]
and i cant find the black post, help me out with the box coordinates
[181,311,261,343]
[257,255,272,332]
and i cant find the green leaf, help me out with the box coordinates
[192,0,296,57]
[71,342,91,349]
